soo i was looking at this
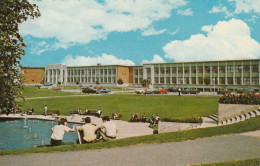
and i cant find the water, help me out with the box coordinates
[0,119,79,150]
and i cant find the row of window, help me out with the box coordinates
[134,77,259,85]
[67,69,116,76]
[67,77,116,83]
[134,65,259,75]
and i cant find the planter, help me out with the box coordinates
[218,103,260,123]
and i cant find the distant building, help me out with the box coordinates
[20,67,45,84]
[21,59,260,91]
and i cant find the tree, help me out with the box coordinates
[95,80,100,86]
[203,75,210,86]
[141,79,151,88]
[117,78,123,85]
[0,0,40,114]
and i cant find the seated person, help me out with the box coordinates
[77,117,97,143]
[83,109,89,114]
[97,109,102,117]
[142,113,147,122]
[96,116,118,140]
[50,118,75,146]
[77,108,82,114]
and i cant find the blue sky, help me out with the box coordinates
[19,0,260,67]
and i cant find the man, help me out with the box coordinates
[97,116,118,140]
[44,105,47,116]
[77,117,97,143]
[178,88,181,96]
[50,118,75,146]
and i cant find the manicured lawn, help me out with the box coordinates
[22,86,81,98]
[21,94,218,120]
[198,158,260,166]
[1,115,259,156]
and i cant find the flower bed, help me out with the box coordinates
[161,115,203,123]
[219,93,260,105]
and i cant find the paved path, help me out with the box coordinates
[1,132,259,166]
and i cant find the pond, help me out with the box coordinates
[0,118,80,150]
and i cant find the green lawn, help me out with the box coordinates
[22,86,81,98]
[22,94,218,120]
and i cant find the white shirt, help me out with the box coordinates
[101,121,117,137]
[44,106,47,111]
[51,125,70,140]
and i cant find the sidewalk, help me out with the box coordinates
[0,132,259,166]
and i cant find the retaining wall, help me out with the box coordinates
[218,104,260,122]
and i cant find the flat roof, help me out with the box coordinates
[143,59,260,65]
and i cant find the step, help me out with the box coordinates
[249,111,256,118]
[255,109,260,116]
[235,116,240,122]
[245,113,251,119]
[231,117,236,123]
[240,114,246,121]
[227,119,232,124]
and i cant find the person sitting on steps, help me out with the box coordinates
[77,117,97,143]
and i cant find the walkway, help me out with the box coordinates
[0,132,259,166]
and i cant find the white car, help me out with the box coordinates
[135,88,145,94]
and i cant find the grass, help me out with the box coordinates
[22,86,82,98]
[198,158,260,166]
[0,115,259,156]
[21,94,218,120]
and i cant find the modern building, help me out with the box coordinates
[21,59,260,91]
[20,67,45,84]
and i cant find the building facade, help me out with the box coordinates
[133,59,260,91]
[22,59,260,91]
[20,67,45,84]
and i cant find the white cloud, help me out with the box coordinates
[209,0,260,17]
[20,0,187,45]
[141,28,166,36]
[229,0,260,14]
[141,54,166,64]
[30,41,49,55]
[209,6,233,17]
[168,27,179,35]
[177,8,193,16]
[61,53,135,66]
[245,15,258,23]
[163,19,260,62]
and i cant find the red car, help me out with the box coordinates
[154,89,168,94]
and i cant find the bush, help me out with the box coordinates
[219,93,260,105]
[162,115,203,123]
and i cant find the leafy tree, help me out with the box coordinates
[75,81,80,85]
[0,0,40,114]
[141,79,151,88]
[203,75,210,86]
[117,78,124,85]
[95,80,100,85]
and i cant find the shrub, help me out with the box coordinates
[219,93,260,105]
[162,115,203,123]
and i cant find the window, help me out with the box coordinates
[160,77,164,84]
[113,69,116,74]
[146,68,151,75]
[166,67,170,74]
[252,65,258,72]
[227,77,233,84]
[191,67,196,73]
[184,67,189,74]
[204,66,210,73]
[154,77,159,84]
[220,66,225,73]
[160,68,164,74]
[236,77,241,85]
[252,77,258,85]
[243,77,250,85]
[235,65,241,72]
[178,77,183,84]
[227,66,233,73]
[243,65,250,72]
[198,66,203,73]
[198,78,203,84]
[154,68,159,74]
[139,69,143,75]
[178,67,182,73]
[135,78,138,83]
[192,77,196,84]
[172,77,176,84]
[172,67,176,73]
[184,77,189,84]
[166,77,170,84]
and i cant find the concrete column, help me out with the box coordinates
[210,63,212,85]
[182,63,184,84]
[164,65,166,84]
[79,68,82,83]
[225,62,227,85]
[217,62,220,85]
[55,69,58,84]
[196,63,198,84]
[176,64,179,84]
[52,69,54,83]
[170,64,172,84]
[107,66,108,83]
[233,62,235,85]
[250,61,252,85]
[189,64,191,84]
[203,63,205,85]
[241,61,244,85]
[158,64,160,84]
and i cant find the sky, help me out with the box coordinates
[19,0,260,67]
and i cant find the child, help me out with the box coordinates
[50,118,75,146]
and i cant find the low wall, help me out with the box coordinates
[218,104,260,122]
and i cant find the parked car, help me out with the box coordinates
[181,89,190,94]
[167,87,177,92]
[217,89,232,95]
[135,88,145,94]
[82,88,99,94]
[44,82,53,86]
[146,89,156,94]
[99,89,111,93]
[188,88,200,94]
[154,89,168,94]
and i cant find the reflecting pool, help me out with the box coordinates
[0,118,80,150]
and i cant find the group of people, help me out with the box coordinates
[50,116,118,146]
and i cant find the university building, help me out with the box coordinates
[21,59,260,91]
